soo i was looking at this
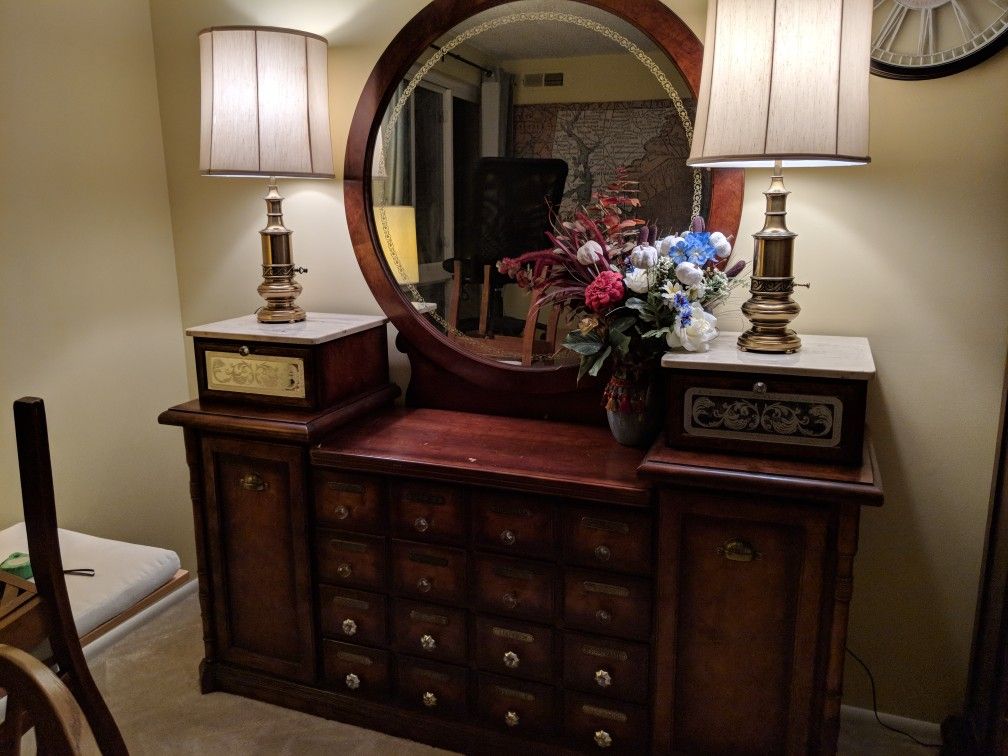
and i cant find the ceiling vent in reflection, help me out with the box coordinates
[522,73,543,87]
[522,72,564,88]
[543,72,564,87]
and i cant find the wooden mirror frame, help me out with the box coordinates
[345,0,744,395]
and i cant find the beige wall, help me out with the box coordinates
[509,52,680,105]
[0,2,194,566]
[147,0,1008,724]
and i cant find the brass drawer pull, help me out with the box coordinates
[329,481,364,495]
[494,685,534,702]
[581,645,628,662]
[718,539,760,562]
[341,618,357,636]
[500,529,516,546]
[422,691,438,708]
[594,729,613,748]
[502,591,519,609]
[333,504,350,520]
[583,705,627,723]
[336,563,352,579]
[582,517,630,535]
[413,517,429,533]
[505,710,520,728]
[595,609,612,624]
[595,669,612,688]
[417,577,433,594]
[420,634,437,651]
[239,473,265,491]
[584,581,630,598]
[503,651,520,669]
[489,504,531,517]
[491,627,534,643]
[345,673,360,690]
[409,610,448,626]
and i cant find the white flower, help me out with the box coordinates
[576,240,604,265]
[660,280,682,300]
[624,267,651,294]
[656,235,683,257]
[675,261,704,287]
[710,231,732,260]
[666,306,719,352]
[629,244,658,269]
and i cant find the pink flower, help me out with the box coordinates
[584,270,625,313]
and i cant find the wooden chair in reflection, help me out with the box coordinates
[0,397,128,755]
[445,157,568,364]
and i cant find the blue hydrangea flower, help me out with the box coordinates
[673,293,693,327]
[671,231,716,267]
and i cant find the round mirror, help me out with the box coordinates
[346,0,743,392]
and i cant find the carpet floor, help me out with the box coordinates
[79,591,937,754]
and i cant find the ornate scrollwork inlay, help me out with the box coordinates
[750,277,795,294]
[205,352,305,398]
[685,388,842,447]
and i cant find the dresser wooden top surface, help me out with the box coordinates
[312,408,651,507]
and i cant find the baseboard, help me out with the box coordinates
[842,703,942,744]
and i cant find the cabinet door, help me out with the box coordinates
[654,492,833,755]
[202,436,316,683]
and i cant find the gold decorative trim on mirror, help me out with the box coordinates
[373,9,703,359]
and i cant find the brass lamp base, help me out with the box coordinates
[257,179,307,324]
[737,162,803,354]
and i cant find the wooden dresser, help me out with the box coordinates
[161,337,883,754]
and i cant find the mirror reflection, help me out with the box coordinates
[371,0,709,365]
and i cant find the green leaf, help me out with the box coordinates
[624,297,647,312]
[610,316,636,334]
[641,327,671,340]
[577,355,594,383]
[563,331,603,356]
[588,346,613,377]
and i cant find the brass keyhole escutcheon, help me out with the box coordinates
[505,711,520,728]
[718,539,760,562]
[420,634,437,651]
[503,651,520,669]
[422,691,438,708]
[345,673,360,690]
[239,473,265,491]
[341,618,357,636]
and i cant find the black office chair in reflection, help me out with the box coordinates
[445,157,568,346]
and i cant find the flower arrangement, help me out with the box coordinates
[496,172,747,417]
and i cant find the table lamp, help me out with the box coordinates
[199,26,334,323]
[687,0,871,353]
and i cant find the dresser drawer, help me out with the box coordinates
[322,640,391,698]
[314,471,384,533]
[474,616,555,683]
[564,505,653,575]
[471,490,556,557]
[391,599,467,663]
[397,656,469,719]
[319,585,386,647]
[391,480,465,544]
[564,570,652,641]
[391,540,467,604]
[564,692,649,754]
[316,531,386,591]
[563,632,649,704]
[472,555,557,621]
[477,673,556,736]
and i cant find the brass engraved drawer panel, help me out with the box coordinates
[322,640,390,699]
[564,506,653,575]
[391,540,467,604]
[476,673,557,736]
[396,656,469,719]
[563,569,652,642]
[319,585,387,647]
[391,480,465,544]
[472,554,557,622]
[471,490,556,557]
[564,692,649,754]
[314,471,384,533]
[316,531,386,591]
[391,599,467,664]
[563,631,650,704]
[473,616,555,683]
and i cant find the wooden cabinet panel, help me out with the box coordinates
[656,493,831,756]
[316,530,386,591]
[391,540,467,604]
[318,585,387,647]
[563,569,652,642]
[322,640,391,698]
[471,490,557,558]
[473,616,555,683]
[563,632,650,704]
[472,554,558,621]
[563,692,649,754]
[564,505,653,575]
[476,673,557,735]
[202,436,315,683]
[391,598,468,663]
[314,470,385,533]
[396,656,469,719]
[390,480,466,544]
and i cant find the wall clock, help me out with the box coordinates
[871,0,1008,80]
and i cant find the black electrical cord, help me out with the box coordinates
[845,647,943,749]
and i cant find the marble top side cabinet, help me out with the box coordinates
[160,317,883,755]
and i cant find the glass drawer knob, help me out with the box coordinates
[594,545,611,562]
[341,618,357,636]
[595,609,612,624]
[753,381,768,394]
[414,517,429,533]
[238,345,250,356]
[595,729,613,748]
[505,710,520,728]
[420,634,437,651]
[595,669,612,687]
[500,529,516,546]
[334,504,350,520]
[502,592,518,609]
[336,563,352,579]
[345,673,360,690]
[417,577,432,593]
[503,651,520,669]
[422,691,438,708]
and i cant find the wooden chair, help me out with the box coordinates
[5,397,128,755]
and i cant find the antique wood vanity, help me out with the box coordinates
[161,1,882,753]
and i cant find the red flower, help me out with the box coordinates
[584,270,625,313]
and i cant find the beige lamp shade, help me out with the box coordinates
[199,26,334,177]
[374,206,420,285]
[687,0,871,169]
